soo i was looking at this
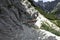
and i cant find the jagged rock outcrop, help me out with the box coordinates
[0,0,60,40]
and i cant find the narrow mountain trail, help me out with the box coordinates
[21,0,60,32]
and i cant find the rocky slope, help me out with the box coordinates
[52,2,60,19]
[33,0,60,12]
[0,0,60,40]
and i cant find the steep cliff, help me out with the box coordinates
[0,0,60,40]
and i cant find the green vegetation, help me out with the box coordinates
[28,0,57,20]
[51,10,60,27]
[28,0,60,27]
[35,7,57,20]
[41,23,60,36]
[51,20,60,27]
[28,0,60,35]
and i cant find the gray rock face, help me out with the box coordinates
[0,0,38,40]
[0,0,60,40]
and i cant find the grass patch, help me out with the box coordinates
[51,20,60,27]
[28,0,60,36]
[41,23,60,36]
[35,7,57,20]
